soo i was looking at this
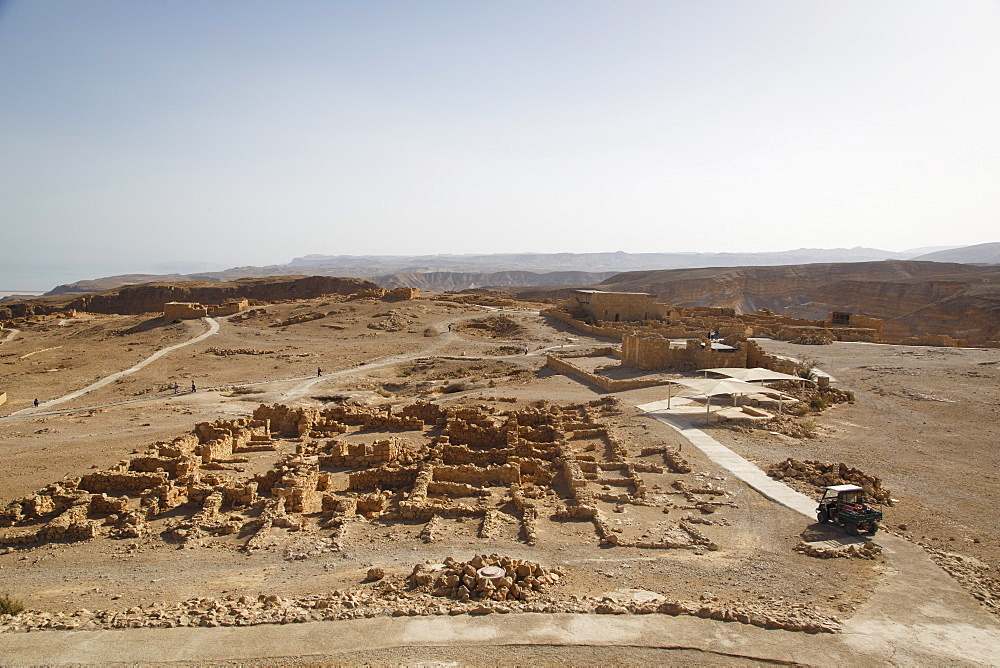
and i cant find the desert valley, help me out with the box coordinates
[1,255,999,665]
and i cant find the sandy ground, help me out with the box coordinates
[0,295,998,663]
[706,339,1000,613]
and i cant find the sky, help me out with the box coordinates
[1,0,999,287]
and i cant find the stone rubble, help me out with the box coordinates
[0,555,840,635]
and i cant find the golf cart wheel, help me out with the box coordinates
[817,510,829,524]
[844,522,858,536]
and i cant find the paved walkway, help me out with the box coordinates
[635,396,1000,664]
[637,398,817,518]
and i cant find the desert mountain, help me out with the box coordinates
[41,247,940,297]
[911,241,1000,265]
[506,261,1000,345]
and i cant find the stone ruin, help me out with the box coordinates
[409,554,561,603]
[164,299,249,320]
[0,551,840,634]
[767,459,894,505]
[0,398,732,553]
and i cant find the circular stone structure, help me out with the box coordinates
[477,566,506,583]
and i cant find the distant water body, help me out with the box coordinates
[0,262,160,293]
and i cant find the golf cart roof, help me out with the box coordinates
[825,484,863,493]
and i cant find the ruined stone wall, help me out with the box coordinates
[744,340,798,374]
[128,456,197,477]
[432,463,521,487]
[163,302,209,320]
[569,291,667,323]
[252,404,320,437]
[208,298,249,316]
[348,466,420,490]
[898,333,967,347]
[78,469,171,494]
[541,308,626,340]
[383,287,419,301]
[400,401,447,426]
[829,312,883,340]
[443,412,516,449]
[544,355,668,391]
[319,439,402,468]
[549,300,885,347]
[622,336,748,372]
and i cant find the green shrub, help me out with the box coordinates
[799,418,819,438]
[0,593,25,615]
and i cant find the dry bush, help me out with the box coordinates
[0,593,25,615]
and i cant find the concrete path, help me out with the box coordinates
[638,398,817,517]
[3,606,997,666]
[3,318,219,419]
[635,397,1000,664]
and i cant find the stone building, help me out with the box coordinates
[163,298,249,320]
[567,290,668,323]
[164,302,209,320]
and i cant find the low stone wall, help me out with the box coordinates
[541,308,626,339]
[544,355,667,392]
[163,302,208,319]
[622,335,748,372]
[320,439,402,468]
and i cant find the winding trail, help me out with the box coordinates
[0,309,567,421]
[3,318,219,419]
[0,327,19,344]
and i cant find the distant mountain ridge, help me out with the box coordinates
[911,242,1000,265]
[41,246,978,296]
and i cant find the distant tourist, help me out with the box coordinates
[33,398,39,408]
[524,346,529,355]
[173,382,179,394]
[317,367,323,377]
[191,381,196,393]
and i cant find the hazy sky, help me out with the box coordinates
[2,0,998,276]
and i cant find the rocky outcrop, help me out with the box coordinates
[2,276,381,317]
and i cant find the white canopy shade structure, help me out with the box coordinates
[700,367,812,384]
[665,376,793,415]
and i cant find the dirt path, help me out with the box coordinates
[272,311,569,403]
[0,327,19,344]
[1,317,219,420]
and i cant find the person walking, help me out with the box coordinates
[191,381,196,393]
[317,367,323,377]
[173,382,179,394]
[33,398,39,408]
